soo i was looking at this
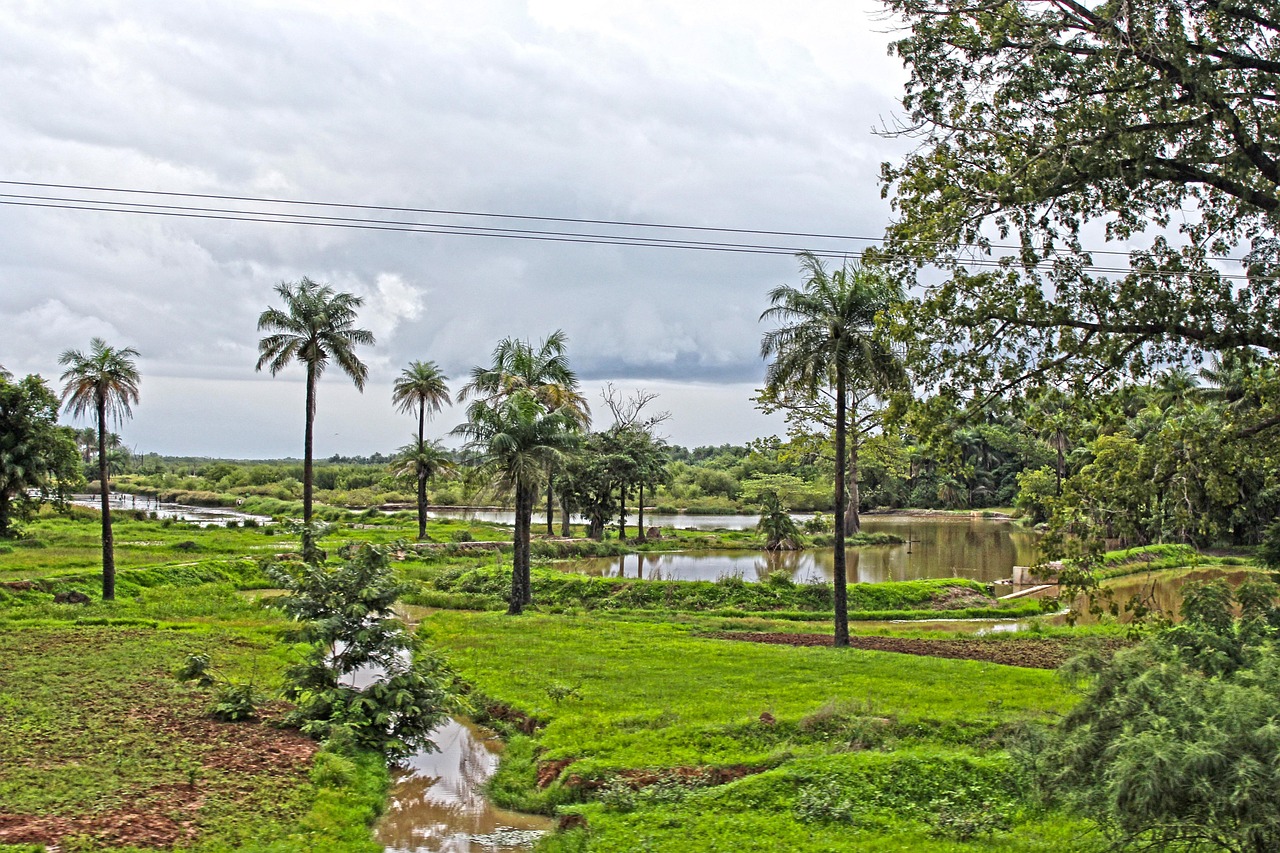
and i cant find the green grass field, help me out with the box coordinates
[3,509,1236,852]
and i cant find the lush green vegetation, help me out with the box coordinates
[421,609,1097,851]
[411,564,1040,621]
[1,498,1270,851]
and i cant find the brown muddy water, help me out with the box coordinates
[376,719,552,853]
[562,516,1041,584]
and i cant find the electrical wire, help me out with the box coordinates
[0,180,1260,281]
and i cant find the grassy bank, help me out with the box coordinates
[420,609,1096,851]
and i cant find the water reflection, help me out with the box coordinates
[568,518,1039,584]
[67,492,272,527]
[377,719,552,853]
[1070,568,1254,625]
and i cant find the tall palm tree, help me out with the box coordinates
[59,338,141,601]
[392,360,452,539]
[453,391,577,614]
[256,277,374,560]
[760,252,904,647]
[460,330,589,534]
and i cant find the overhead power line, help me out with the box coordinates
[0,179,1258,281]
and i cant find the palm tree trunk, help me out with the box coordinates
[417,402,427,540]
[560,493,572,537]
[522,483,535,604]
[302,361,317,562]
[97,395,115,601]
[509,484,526,615]
[546,476,554,536]
[832,367,849,647]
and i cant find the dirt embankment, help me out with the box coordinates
[708,631,1125,669]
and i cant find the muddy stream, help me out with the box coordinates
[375,719,552,853]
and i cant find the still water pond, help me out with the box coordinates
[68,493,272,527]
[562,516,1040,584]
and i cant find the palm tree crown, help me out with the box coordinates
[256,278,374,388]
[58,337,141,601]
[760,254,904,397]
[460,329,590,428]
[59,338,141,427]
[393,361,452,430]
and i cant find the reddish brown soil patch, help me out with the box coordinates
[0,702,316,850]
[0,805,195,849]
[709,631,1116,669]
[481,700,544,735]
[538,758,577,788]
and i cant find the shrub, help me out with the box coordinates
[268,539,462,760]
[1023,578,1280,851]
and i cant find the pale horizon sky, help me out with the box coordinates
[3,0,913,458]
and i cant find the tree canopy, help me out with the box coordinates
[880,0,1280,397]
[0,373,79,538]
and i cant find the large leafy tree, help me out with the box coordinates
[761,253,905,647]
[58,338,140,600]
[453,391,578,614]
[256,278,374,560]
[0,373,80,538]
[391,360,452,539]
[460,330,589,534]
[600,385,670,541]
[880,0,1280,402]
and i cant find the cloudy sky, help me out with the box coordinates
[2,0,912,457]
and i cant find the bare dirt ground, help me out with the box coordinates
[0,694,316,850]
[708,631,1125,669]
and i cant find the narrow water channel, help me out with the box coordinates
[376,719,553,853]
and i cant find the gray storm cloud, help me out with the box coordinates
[2,0,909,455]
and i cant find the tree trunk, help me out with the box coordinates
[98,395,115,601]
[302,361,317,562]
[618,485,627,541]
[832,368,849,647]
[509,484,526,615]
[522,483,535,604]
[1055,439,1065,497]
[546,475,554,536]
[637,483,646,541]
[417,401,427,540]
[560,493,572,537]
[844,431,861,535]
